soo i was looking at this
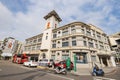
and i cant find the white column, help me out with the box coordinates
[100,58,105,67]
[110,56,116,67]
[106,58,110,67]
[88,51,92,68]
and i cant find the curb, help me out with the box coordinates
[37,66,49,69]
[104,68,117,75]
[70,71,91,76]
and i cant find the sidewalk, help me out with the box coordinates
[102,67,116,74]
[71,67,117,76]
[71,68,91,75]
[37,66,117,76]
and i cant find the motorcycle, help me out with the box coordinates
[54,64,67,75]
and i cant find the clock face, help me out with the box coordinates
[47,22,50,29]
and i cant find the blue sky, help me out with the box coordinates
[0,0,120,41]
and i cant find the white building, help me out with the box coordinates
[1,37,23,60]
[109,32,120,64]
[24,10,116,69]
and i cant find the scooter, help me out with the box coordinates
[92,66,104,76]
[54,65,67,75]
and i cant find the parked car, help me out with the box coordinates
[54,60,74,70]
[23,60,38,67]
[38,59,54,67]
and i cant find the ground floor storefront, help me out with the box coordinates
[50,49,116,69]
[24,54,39,62]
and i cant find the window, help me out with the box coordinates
[53,34,57,38]
[83,41,87,46]
[91,56,96,62]
[88,42,94,48]
[26,41,29,44]
[55,24,57,28]
[62,55,69,60]
[95,44,98,48]
[58,31,61,34]
[30,41,32,44]
[52,41,56,48]
[97,35,101,40]
[62,42,69,47]
[62,28,69,36]
[76,53,87,63]
[100,45,104,50]
[62,31,68,36]
[46,36,48,40]
[72,40,76,46]
[81,29,84,34]
[32,46,36,50]
[38,38,42,42]
[46,33,48,40]
[37,45,41,50]
[72,36,76,39]
[42,53,46,58]
[86,31,91,36]
[33,39,37,43]
[24,47,27,51]
[51,55,55,60]
[52,44,56,48]
[28,47,31,50]
[71,25,76,34]
[58,41,60,44]
[57,53,60,55]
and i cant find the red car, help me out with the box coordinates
[54,60,74,70]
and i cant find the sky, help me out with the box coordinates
[0,0,120,42]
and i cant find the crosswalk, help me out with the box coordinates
[93,77,116,80]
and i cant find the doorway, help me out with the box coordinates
[102,57,108,66]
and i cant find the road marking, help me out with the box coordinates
[93,77,116,80]
[47,73,74,80]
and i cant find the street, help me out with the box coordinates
[0,60,119,80]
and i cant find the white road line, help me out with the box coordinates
[93,77,116,80]
[47,73,74,80]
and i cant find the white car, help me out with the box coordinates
[23,60,38,67]
[38,59,54,67]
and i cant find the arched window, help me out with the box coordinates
[42,53,46,58]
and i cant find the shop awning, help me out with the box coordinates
[1,53,12,57]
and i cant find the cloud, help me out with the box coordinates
[0,0,120,41]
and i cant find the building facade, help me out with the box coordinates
[24,10,116,69]
[1,37,23,60]
[24,34,43,60]
[109,32,120,64]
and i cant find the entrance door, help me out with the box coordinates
[102,57,108,66]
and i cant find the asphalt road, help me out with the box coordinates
[0,60,119,80]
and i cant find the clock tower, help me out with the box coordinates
[44,10,62,29]
[40,10,62,59]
